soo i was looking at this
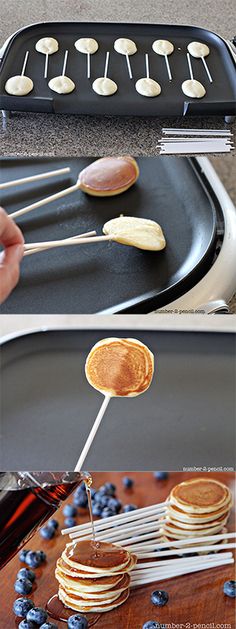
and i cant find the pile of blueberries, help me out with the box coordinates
[68,476,138,522]
[13,596,88,629]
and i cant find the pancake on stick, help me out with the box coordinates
[163,478,232,548]
[56,539,136,613]
[74,338,154,470]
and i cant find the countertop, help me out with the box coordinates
[0,471,235,628]
[0,0,236,157]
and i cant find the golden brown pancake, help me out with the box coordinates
[167,512,229,530]
[170,478,231,513]
[59,585,130,613]
[168,501,231,524]
[85,337,154,397]
[63,540,132,572]
[78,156,139,196]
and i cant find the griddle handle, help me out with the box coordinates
[0,95,54,113]
[183,100,236,116]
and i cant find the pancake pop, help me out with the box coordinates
[114,38,137,79]
[182,52,206,98]
[48,50,75,94]
[187,41,213,83]
[92,51,118,96]
[35,37,59,79]
[152,39,174,81]
[74,338,154,470]
[136,53,161,97]
[75,37,99,79]
[10,156,139,220]
[5,51,33,96]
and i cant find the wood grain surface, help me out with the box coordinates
[0,471,235,629]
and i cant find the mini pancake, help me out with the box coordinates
[63,540,134,573]
[168,501,232,524]
[35,37,59,55]
[162,532,227,550]
[187,42,210,58]
[78,156,139,197]
[152,39,174,56]
[48,76,75,94]
[182,79,206,98]
[60,552,136,577]
[59,585,130,613]
[170,478,231,514]
[135,77,161,97]
[56,563,124,592]
[164,519,228,538]
[92,77,118,96]
[167,512,229,530]
[75,38,99,54]
[5,76,33,96]
[56,571,130,599]
[85,337,154,397]
[114,38,137,55]
[103,215,166,251]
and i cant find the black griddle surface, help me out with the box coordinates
[0,22,235,116]
[1,328,235,470]
[0,156,217,314]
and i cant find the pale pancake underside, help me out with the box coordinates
[103,215,166,251]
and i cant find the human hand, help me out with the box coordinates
[0,207,24,303]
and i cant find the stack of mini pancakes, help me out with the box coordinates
[56,539,136,613]
[162,477,232,548]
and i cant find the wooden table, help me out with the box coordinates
[0,472,235,628]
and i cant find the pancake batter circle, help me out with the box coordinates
[182,79,206,98]
[92,77,118,96]
[48,76,75,94]
[35,37,59,54]
[5,75,34,96]
[135,77,161,97]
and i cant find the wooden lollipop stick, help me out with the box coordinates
[201,56,213,82]
[21,51,29,76]
[187,52,194,79]
[145,53,150,79]
[74,395,111,471]
[23,234,111,253]
[0,167,71,191]
[104,51,110,78]
[24,230,97,256]
[10,179,81,219]
[165,54,172,80]
[126,53,133,79]
[44,53,49,79]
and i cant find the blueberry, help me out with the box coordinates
[223,580,236,597]
[64,517,76,527]
[14,577,33,595]
[123,477,134,489]
[19,549,30,563]
[63,504,77,517]
[38,550,47,562]
[99,483,116,497]
[40,525,55,540]
[40,623,58,629]
[90,488,97,499]
[92,503,102,517]
[142,623,163,629]
[13,597,35,618]
[17,568,36,582]
[25,551,42,568]
[123,504,137,512]
[67,613,88,628]
[154,472,169,481]
[19,621,37,629]
[151,590,169,607]
[101,507,115,518]
[73,493,88,508]
[27,607,48,625]
[47,519,59,530]
[107,498,122,513]
[97,494,110,508]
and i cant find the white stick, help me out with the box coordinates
[21,51,29,76]
[126,53,133,79]
[44,53,49,79]
[136,543,236,558]
[162,128,232,135]
[133,552,233,571]
[74,395,111,471]
[187,52,194,80]
[72,511,166,539]
[1,167,71,191]
[10,180,81,219]
[145,53,150,79]
[104,51,110,78]
[62,50,69,76]
[201,56,213,82]
[165,54,172,80]
[75,520,167,544]
[63,502,170,536]
[23,234,111,252]
[131,558,234,587]
[72,515,167,543]
[131,531,236,550]
[87,53,91,79]
[24,231,97,256]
